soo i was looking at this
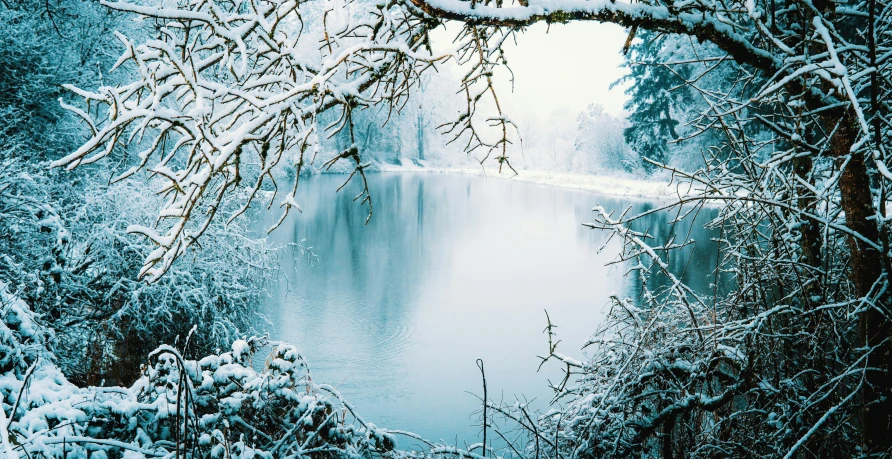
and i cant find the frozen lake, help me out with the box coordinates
[258,172,720,447]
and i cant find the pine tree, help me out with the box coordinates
[614,31,692,172]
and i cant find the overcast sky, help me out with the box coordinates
[498,22,630,119]
[432,22,631,122]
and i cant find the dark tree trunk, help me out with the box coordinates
[661,414,675,459]
[832,111,892,455]
[417,112,425,161]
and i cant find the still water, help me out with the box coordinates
[258,172,720,447]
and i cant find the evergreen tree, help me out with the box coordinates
[614,31,692,172]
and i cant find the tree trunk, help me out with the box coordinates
[831,111,891,454]
[661,414,675,459]
[417,112,425,161]
[794,155,822,285]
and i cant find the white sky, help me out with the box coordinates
[498,22,631,119]
[432,21,631,121]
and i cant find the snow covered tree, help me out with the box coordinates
[0,0,276,387]
[614,31,693,172]
[573,103,634,173]
[0,0,114,161]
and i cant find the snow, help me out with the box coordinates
[230,339,250,360]
[375,161,692,200]
[280,192,303,212]
[0,407,17,459]
[0,282,429,459]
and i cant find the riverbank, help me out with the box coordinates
[374,162,689,200]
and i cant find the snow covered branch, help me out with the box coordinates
[56,0,445,280]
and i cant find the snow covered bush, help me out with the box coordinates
[0,284,414,458]
[52,176,275,386]
[0,160,275,386]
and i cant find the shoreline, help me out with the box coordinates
[373,163,693,201]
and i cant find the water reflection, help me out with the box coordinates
[258,173,721,446]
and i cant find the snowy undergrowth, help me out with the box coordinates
[0,282,451,459]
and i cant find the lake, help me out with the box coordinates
[258,172,721,448]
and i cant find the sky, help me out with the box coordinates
[498,22,631,118]
[432,21,631,122]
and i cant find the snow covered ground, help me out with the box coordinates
[375,161,694,200]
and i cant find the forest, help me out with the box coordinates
[0,0,890,457]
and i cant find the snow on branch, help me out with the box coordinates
[56,0,447,281]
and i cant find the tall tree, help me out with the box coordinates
[614,31,692,171]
